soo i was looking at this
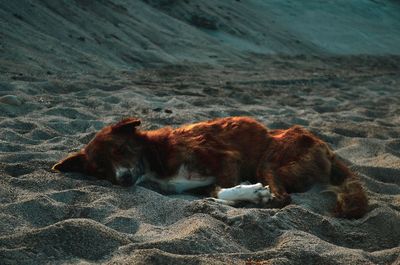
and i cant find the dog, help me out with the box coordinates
[52,116,368,218]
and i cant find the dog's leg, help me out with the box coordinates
[217,183,272,204]
[257,167,292,208]
[205,183,271,205]
[204,152,272,205]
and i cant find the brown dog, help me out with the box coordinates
[53,117,368,218]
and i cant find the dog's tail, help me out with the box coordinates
[327,158,368,219]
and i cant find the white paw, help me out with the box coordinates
[217,183,272,204]
[254,185,272,204]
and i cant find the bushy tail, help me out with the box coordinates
[328,158,368,219]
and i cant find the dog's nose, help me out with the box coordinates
[116,169,134,187]
[118,171,134,186]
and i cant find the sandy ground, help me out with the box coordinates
[1,56,399,265]
[1,1,400,264]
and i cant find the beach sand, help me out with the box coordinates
[1,1,400,264]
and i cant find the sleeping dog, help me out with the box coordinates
[53,117,368,218]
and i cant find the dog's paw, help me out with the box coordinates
[217,183,272,204]
[254,185,272,204]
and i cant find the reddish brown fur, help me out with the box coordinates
[53,117,368,219]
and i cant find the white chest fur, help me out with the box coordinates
[137,165,215,193]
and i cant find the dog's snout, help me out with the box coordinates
[116,168,134,186]
[119,171,134,186]
[115,167,142,187]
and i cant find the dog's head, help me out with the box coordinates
[52,118,145,186]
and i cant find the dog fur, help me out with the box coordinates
[52,116,368,218]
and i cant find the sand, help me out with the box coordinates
[1,1,400,265]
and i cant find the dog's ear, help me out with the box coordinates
[52,151,88,173]
[112,118,141,134]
